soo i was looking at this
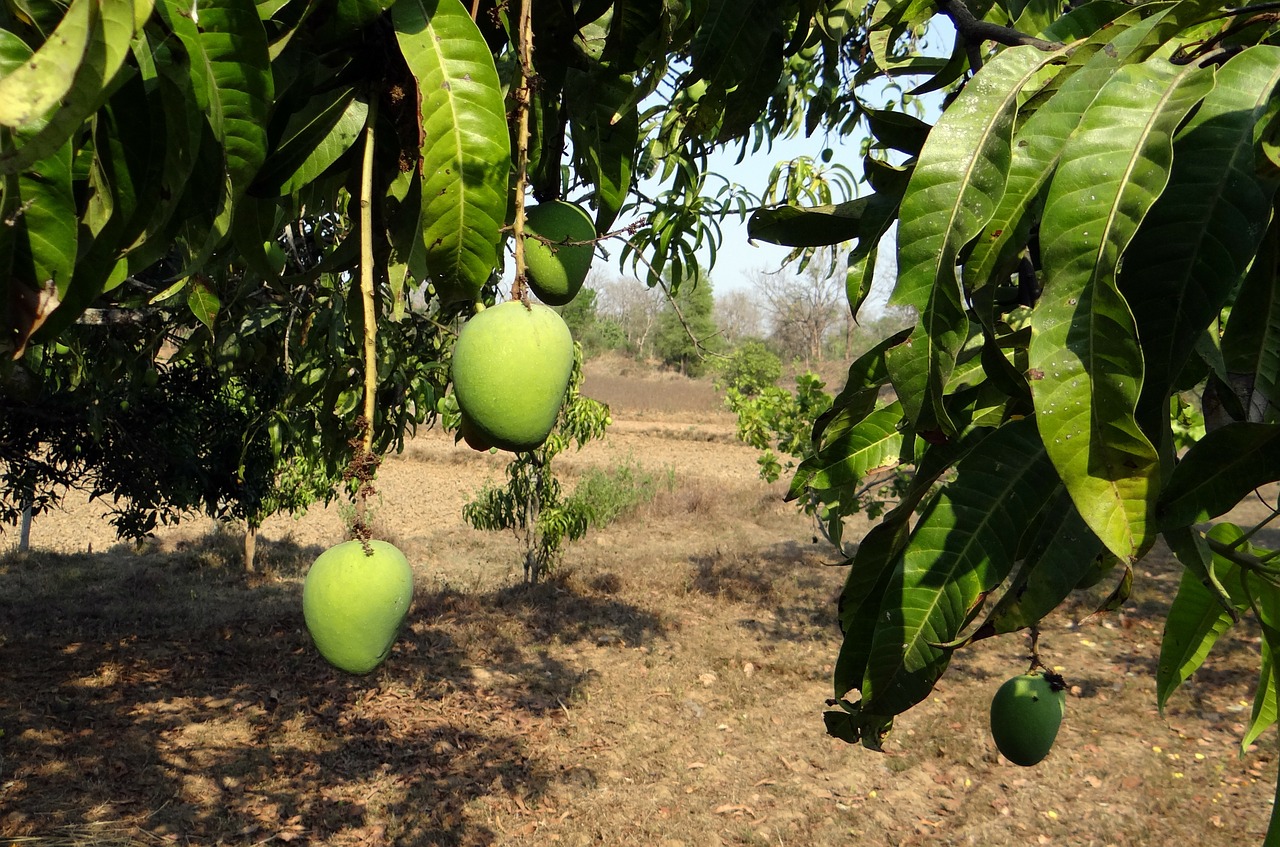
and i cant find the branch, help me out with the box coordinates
[937,0,1060,67]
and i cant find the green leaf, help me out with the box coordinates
[1123,46,1280,420]
[1158,423,1280,530]
[565,67,638,234]
[690,0,781,94]
[1223,223,1280,412]
[789,401,904,499]
[188,276,220,330]
[0,0,94,128]
[1156,540,1246,714]
[1243,640,1277,753]
[747,198,868,247]
[394,0,510,301]
[0,32,76,298]
[834,515,911,700]
[256,86,368,197]
[859,418,1061,719]
[963,8,1179,304]
[0,0,155,175]
[886,45,1065,434]
[977,487,1106,638]
[1030,58,1214,562]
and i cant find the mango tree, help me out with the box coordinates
[747,0,1280,837]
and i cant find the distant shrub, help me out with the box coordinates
[566,458,674,528]
[715,341,782,396]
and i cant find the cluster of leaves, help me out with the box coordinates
[749,0,1280,782]
[0,0,896,541]
[459,344,611,583]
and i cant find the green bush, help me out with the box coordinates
[715,341,782,396]
[567,458,674,527]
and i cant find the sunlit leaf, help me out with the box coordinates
[1159,423,1280,530]
[394,0,510,302]
[887,45,1065,434]
[1030,58,1213,562]
[1123,46,1280,421]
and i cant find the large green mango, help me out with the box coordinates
[303,540,414,674]
[450,301,574,452]
[990,672,1067,766]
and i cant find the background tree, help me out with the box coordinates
[752,260,846,366]
[595,276,666,359]
[714,288,765,346]
[653,275,723,376]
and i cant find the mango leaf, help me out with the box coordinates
[833,516,912,701]
[255,86,367,197]
[1156,525,1248,713]
[858,418,1061,722]
[394,0,510,301]
[0,0,94,128]
[188,276,220,330]
[0,33,76,299]
[1029,58,1213,562]
[689,0,779,93]
[886,45,1065,435]
[565,67,638,234]
[1243,640,1277,753]
[1223,223,1280,411]
[0,0,155,175]
[1159,423,1280,530]
[973,487,1106,639]
[789,402,904,499]
[1123,46,1280,421]
[747,198,868,247]
[963,9,1178,305]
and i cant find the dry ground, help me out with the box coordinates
[0,361,1277,846]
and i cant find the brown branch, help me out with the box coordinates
[937,0,1060,69]
[509,0,535,304]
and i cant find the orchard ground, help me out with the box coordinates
[0,358,1276,846]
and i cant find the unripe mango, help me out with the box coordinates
[522,201,595,306]
[303,540,414,674]
[450,300,574,452]
[990,671,1066,766]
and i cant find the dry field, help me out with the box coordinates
[0,361,1277,846]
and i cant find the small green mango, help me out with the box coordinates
[990,671,1066,766]
[303,540,414,674]
[522,200,595,306]
[450,300,574,452]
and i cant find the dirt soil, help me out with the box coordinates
[1,365,1277,846]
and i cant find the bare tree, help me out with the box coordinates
[751,261,844,367]
[714,288,764,345]
[595,275,665,359]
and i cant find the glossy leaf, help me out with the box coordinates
[1030,58,1213,562]
[1223,224,1280,412]
[789,402,904,499]
[0,0,155,175]
[256,87,367,197]
[1156,525,1248,714]
[976,487,1106,638]
[565,68,638,234]
[859,418,1061,721]
[887,45,1064,434]
[1159,423,1280,530]
[1243,640,1277,753]
[394,0,510,301]
[962,9,1178,303]
[0,0,94,128]
[1123,46,1280,419]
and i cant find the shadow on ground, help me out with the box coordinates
[0,533,663,845]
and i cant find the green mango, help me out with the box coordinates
[522,201,595,306]
[990,671,1066,766]
[302,540,414,674]
[450,301,574,452]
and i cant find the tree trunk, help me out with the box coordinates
[244,525,257,573]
